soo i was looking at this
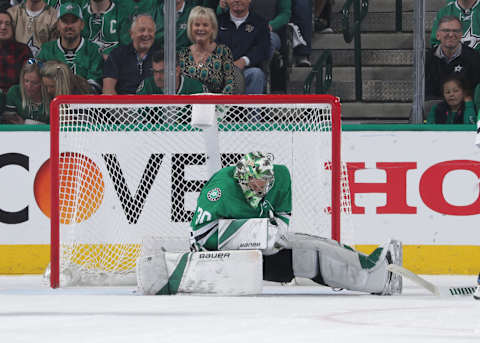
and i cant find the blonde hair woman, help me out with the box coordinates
[40,60,92,100]
[2,59,50,124]
[178,6,234,94]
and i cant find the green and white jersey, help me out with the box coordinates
[82,1,120,56]
[431,1,480,50]
[190,164,292,251]
[37,37,103,90]
[137,75,207,95]
[5,85,48,123]
[47,0,88,11]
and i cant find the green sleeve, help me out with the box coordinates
[36,42,50,62]
[426,103,438,124]
[87,44,104,88]
[5,85,20,113]
[269,0,291,32]
[464,100,476,124]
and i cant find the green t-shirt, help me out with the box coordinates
[5,85,48,123]
[37,38,103,90]
[431,1,480,50]
[137,75,207,95]
[82,1,121,56]
[190,164,292,250]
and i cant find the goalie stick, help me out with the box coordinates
[387,264,476,297]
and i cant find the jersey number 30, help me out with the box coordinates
[195,207,212,225]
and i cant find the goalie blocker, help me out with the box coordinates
[137,217,403,296]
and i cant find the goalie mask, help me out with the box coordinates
[234,152,274,208]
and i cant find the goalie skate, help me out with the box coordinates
[381,239,403,295]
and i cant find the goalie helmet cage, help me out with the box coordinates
[49,94,350,288]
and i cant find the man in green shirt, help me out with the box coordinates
[37,2,103,92]
[431,1,480,50]
[137,49,207,95]
[82,0,121,59]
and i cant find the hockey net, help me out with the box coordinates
[49,94,352,288]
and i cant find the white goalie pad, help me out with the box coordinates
[218,218,288,255]
[137,250,263,295]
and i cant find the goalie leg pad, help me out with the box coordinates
[287,233,402,294]
[136,251,170,295]
[137,250,263,295]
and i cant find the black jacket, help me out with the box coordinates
[216,11,270,68]
[425,44,480,98]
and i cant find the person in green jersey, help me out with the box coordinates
[46,0,88,11]
[82,0,121,60]
[137,49,207,95]
[153,0,199,51]
[174,152,401,295]
[37,2,103,92]
[431,1,480,50]
[2,59,49,124]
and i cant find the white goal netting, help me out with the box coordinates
[49,95,352,287]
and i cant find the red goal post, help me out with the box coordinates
[49,94,350,288]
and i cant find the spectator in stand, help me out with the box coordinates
[103,14,159,94]
[44,0,88,11]
[37,2,103,92]
[2,58,50,124]
[40,60,92,99]
[137,49,207,95]
[7,0,58,57]
[216,0,270,94]
[425,16,480,98]
[178,6,234,94]
[0,10,32,94]
[290,0,312,66]
[426,75,476,124]
[218,0,291,61]
[431,0,480,51]
[314,0,333,33]
[117,0,158,45]
[82,0,121,60]
[153,0,202,51]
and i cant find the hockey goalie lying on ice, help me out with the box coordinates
[136,152,403,295]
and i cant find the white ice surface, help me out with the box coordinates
[0,275,479,343]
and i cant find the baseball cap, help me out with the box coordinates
[57,2,83,20]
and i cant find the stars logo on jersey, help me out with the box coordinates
[207,188,222,201]
[454,64,463,72]
[91,30,117,54]
[462,26,480,50]
[26,36,40,57]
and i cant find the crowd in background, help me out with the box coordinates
[0,0,334,125]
